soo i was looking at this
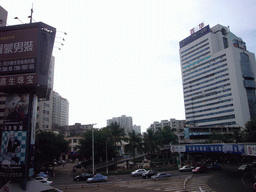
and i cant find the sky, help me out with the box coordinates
[1,0,256,132]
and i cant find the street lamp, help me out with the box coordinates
[91,123,97,175]
[177,132,183,168]
[14,17,24,24]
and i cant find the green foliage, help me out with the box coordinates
[35,131,69,166]
[159,126,178,145]
[143,128,162,156]
[106,122,126,170]
[77,127,115,163]
[245,119,256,142]
[124,130,143,168]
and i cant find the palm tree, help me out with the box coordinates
[107,122,126,170]
[143,128,162,159]
[124,130,143,169]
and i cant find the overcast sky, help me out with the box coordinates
[1,0,256,132]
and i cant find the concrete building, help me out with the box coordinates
[36,56,55,131]
[0,6,8,27]
[107,115,133,134]
[52,91,69,127]
[149,119,186,131]
[133,124,141,135]
[179,24,256,130]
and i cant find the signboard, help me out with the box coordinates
[223,144,245,154]
[245,145,256,156]
[186,144,223,153]
[170,144,186,153]
[0,22,56,98]
[179,25,210,49]
[0,93,30,178]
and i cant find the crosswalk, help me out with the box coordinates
[113,175,216,192]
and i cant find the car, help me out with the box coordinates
[238,164,252,172]
[87,174,107,183]
[151,172,171,180]
[40,180,53,186]
[192,166,208,173]
[37,172,48,178]
[179,165,194,172]
[207,163,222,170]
[142,170,158,179]
[131,169,147,177]
[74,173,94,181]
[35,176,48,181]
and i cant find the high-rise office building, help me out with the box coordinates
[179,24,256,129]
[52,91,69,126]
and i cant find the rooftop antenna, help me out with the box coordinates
[30,3,33,23]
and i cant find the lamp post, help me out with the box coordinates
[106,139,108,174]
[91,123,96,175]
[178,132,182,168]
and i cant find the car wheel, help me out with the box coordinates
[135,174,137,177]
[77,178,79,181]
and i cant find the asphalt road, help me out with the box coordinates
[49,162,256,192]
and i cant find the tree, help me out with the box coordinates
[124,130,143,168]
[159,126,178,145]
[245,119,256,142]
[143,128,162,159]
[35,131,69,170]
[107,122,126,170]
[78,128,115,163]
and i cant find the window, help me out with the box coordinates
[73,139,77,143]
[223,37,228,49]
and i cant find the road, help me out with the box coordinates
[49,162,255,192]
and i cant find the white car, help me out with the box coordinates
[40,180,53,186]
[179,165,194,172]
[35,176,48,181]
[131,169,147,176]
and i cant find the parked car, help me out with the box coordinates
[207,163,222,170]
[192,166,208,173]
[35,176,48,181]
[37,172,48,178]
[142,170,158,179]
[238,164,252,172]
[179,165,194,172]
[131,169,147,177]
[74,173,94,181]
[87,174,107,183]
[151,172,171,180]
[39,180,53,186]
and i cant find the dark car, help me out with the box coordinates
[73,173,93,181]
[238,164,252,172]
[207,163,222,170]
[192,166,208,173]
[142,170,158,179]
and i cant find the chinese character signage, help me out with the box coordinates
[0,22,56,98]
[179,25,210,49]
[186,144,223,153]
[0,27,38,75]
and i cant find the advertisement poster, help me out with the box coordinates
[0,131,26,177]
[3,93,29,131]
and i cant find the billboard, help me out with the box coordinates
[179,25,210,49]
[0,22,56,98]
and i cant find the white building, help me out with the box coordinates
[52,91,69,126]
[36,56,55,131]
[107,115,133,134]
[149,119,186,132]
[179,24,256,129]
[0,6,7,27]
[133,124,141,135]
